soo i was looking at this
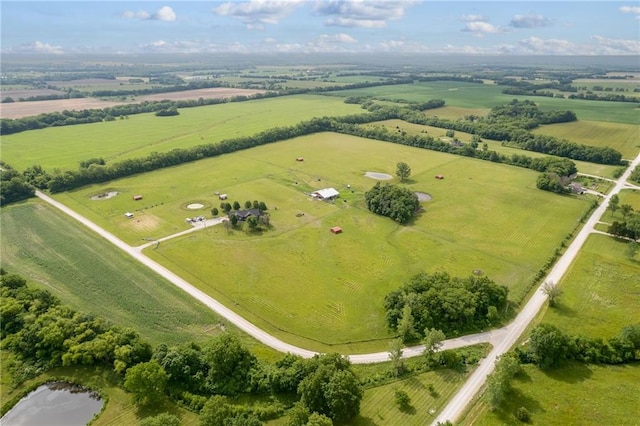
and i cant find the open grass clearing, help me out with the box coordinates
[370,119,621,178]
[328,81,640,124]
[533,120,640,159]
[541,234,640,339]
[0,200,279,361]
[1,94,363,170]
[0,352,199,426]
[461,363,640,426]
[55,133,592,351]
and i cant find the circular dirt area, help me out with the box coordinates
[364,172,393,180]
[187,203,205,210]
[415,192,432,201]
[90,191,118,200]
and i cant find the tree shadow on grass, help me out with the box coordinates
[399,404,417,415]
[551,301,578,318]
[349,414,381,426]
[403,375,427,391]
[541,362,593,384]
[493,388,546,425]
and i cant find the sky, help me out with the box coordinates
[1,1,639,56]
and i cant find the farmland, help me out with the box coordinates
[0,200,270,352]
[52,133,592,352]
[0,94,363,170]
[328,81,640,124]
[460,233,640,425]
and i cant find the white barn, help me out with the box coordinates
[312,187,340,201]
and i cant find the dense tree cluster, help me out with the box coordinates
[0,163,36,205]
[384,272,509,338]
[607,208,640,240]
[364,182,420,224]
[630,166,640,185]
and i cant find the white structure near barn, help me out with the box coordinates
[312,188,340,201]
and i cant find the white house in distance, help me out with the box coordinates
[312,187,340,201]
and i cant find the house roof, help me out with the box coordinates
[314,188,340,199]
[231,208,262,220]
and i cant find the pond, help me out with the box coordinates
[1,381,103,426]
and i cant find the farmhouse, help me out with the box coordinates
[229,208,262,221]
[312,187,340,201]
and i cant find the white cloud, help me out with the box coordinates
[9,41,65,54]
[462,21,504,36]
[314,0,420,28]
[461,14,488,23]
[213,0,305,29]
[591,35,640,54]
[122,6,176,22]
[619,5,640,19]
[510,14,551,28]
[518,36,575,54]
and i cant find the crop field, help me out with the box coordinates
[370,119,621,178]
[328,81,640,124]
[0,201,226,348]
[462,363,640,426]
[53,133,591,351]
[0,94,363,170]
[533,120,640,159]
[541,234,640,338]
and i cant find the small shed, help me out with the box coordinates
[124,212,134,218]
[312,188,340,201]
[133,194,143,201]
[330,226,342,234]
[435,175,444,180]
[296,157,304,162]
[219,194,228,200]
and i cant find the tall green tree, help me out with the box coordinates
[204,334,256,395]
[395,162,412,182]
[124,360,168,406]
[388,338,405,377]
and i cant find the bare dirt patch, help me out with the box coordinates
[90,191,119,200]
[364,172,393,180]
[187,203,205,210]
[136,88,266,102]
[415,192,432,201]
[1,88,65,99]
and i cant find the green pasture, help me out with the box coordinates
[55,133,592,351]
[0,94,362,170]
[0,200,281,360]
[462,363,640,426]
[533,120,640,159]
[371,119,621,178]
[542,234,640,339]
[328,81,640,124]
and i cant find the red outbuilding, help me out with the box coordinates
[330,226,343,234]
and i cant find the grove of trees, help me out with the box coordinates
[364,182,420,224]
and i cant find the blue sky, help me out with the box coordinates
[2,1,639,55]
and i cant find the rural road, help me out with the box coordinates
[432,150,640,425]
[34,151,640,420]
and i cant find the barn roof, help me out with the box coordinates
[314,188,340,199]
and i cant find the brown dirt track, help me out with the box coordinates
[0,88,266,119]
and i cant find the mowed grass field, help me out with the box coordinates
[461,234,640,425]
[0,201,231,349]
[54,134,591,352]
[328,81,640,124]
[1,94,363,170]
[533,120,640,159]
[462,363,640,426]
[542,234,640,338]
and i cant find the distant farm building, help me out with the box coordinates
[330,226,342,234]
[296,157,304,162]
[312,188,340,201]
[435,175,444,180]
[124,212,134,218]
[133,195,143,200]
[219,194,228,200]
[229,208,262,221]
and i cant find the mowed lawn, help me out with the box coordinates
[541,234,640,339]
[1,94,363,170]
[0,201,226,348]
[533,120,640,159]
[329,81,640,124]
[55,133,592,351]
